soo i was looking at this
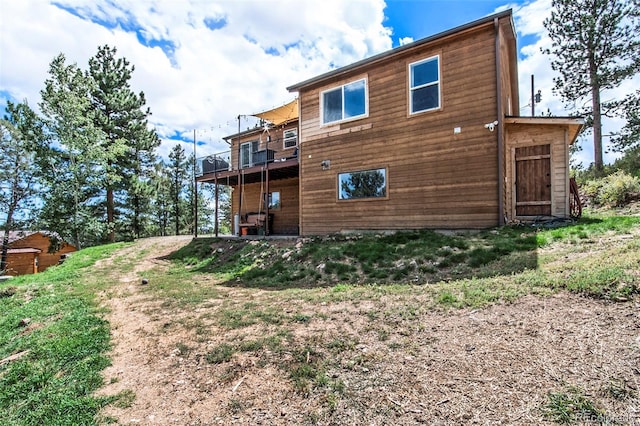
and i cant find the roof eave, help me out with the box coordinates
[504,116,586,145]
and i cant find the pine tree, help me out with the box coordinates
[543,0,640,172]
[88,45,159,241]
[149,161,172,236]
[611,90,640,176]
[168,144,188,235]
[39,54,106,248]
[0,103,43,273]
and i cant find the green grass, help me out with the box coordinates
[164,213,640,307]
[2,210,638,424]
[0,243,128,426]
[542,386,607,424]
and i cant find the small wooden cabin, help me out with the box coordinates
[199,9,583,236]
[4,231,77,276]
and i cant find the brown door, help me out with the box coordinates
[515,144,552,216]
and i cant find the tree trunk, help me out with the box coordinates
[107,186,115,242]
[175,175,180,236]
[1,227,11,274]
[133,194,140,239]
[590,54,604,173]
[1,207,15,274]
[592,85,604,172]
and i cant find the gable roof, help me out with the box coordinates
[6,231,37,244]
[287,9,514,92]
[6,230,68,245]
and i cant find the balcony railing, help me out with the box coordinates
[197,151,231,177]
[198,147,298,177]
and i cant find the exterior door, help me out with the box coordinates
[515,144,552,216]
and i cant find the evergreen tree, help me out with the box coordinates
[88,45,159,241]
[611,90,640,176]
[168,144,188,235]
[148,161,172,237]
[39,54,106,248]
[543,0,640,172]
[0,103,43,273]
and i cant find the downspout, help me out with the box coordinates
[494,17,505,226]
[237,115,242,235]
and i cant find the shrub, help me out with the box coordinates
[582,171,640,207]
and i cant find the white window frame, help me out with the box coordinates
[283,128,298,149]
[320,78,368,126]
[409,55,441,114]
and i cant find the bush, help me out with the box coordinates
[601,172,640,206]
[582,171,640,207]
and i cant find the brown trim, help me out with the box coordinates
[495,17,505,226]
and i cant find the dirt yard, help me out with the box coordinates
[94,236,640,425]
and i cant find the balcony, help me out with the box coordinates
[197,148,299,185]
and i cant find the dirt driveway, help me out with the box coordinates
[95,236,640,425]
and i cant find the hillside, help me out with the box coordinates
[1,209,639,425]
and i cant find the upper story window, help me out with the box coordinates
[409,56,440,114]
[321,78,367,125]
[240,141,258,168]
[283,129,298,148]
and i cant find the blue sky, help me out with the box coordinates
[1,0,636,166]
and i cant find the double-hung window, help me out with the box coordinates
[409,56,440,114]
[321,78,367,125]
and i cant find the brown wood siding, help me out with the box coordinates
[8,233,77,274]
[232,177,299,235]
[228,122,298,170]
[297,22,506,235]
[498,18,518,117]
[505,124,569,221]
[5,252,39,276]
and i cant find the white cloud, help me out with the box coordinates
[2,0,635,168]
[0,0,392,160]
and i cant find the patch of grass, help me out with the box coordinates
[286,346,345,399]
[175,342,192,357]
[542,386,607,424]
[112,389,136,409]
[436,290,459,307]
[218,308,257,329]
[206,343,235,364]
[0,243,126,426]
[227,398,244,414]
[603,379,637,401]
[292,313,312,323]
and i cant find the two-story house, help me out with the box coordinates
[198,9,583,236]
